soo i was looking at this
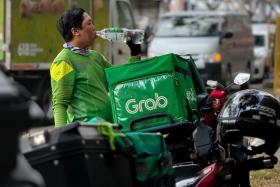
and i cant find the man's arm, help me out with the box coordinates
[126,40,141,63]
[50,60,75,127]
[52,103,68,127]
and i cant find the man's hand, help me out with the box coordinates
[126,39,141,56]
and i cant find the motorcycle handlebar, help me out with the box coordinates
[243,144,265,155]
[207,82,225,91]
[240,156,278,171]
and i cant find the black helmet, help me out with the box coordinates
[217,89,280,155]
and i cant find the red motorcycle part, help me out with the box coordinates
[204,113,215,127]
[210,90,226,114]
[195,163,221,187]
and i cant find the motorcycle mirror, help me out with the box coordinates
[233,73,250,85]
[206,80,218,87]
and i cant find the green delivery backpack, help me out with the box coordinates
[116,132,175,187]
[105,53,205,132]
[92,121,175,187]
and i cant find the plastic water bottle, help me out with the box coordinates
[96,28,144,44]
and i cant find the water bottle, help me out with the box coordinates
[96,27,144,44]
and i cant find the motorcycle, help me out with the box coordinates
[192,73,251,162]
[176,118,279,187]
[201,73,251,127]
[174,155,278,187]
[175,73,280,187]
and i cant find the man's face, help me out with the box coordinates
[77,12,96,47]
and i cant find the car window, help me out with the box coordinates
[117,1,135,29]
[254,35,265,47]
[155,15,222,37]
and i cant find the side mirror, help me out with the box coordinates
[206,80,218,87]
[196,93,209,108]
[233,73,250,85]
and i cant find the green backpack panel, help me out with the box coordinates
[116,132,174,186]
[105,53,199,132]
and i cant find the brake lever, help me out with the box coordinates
[243,156,278,171]
[243,144,266,155]
[263,156,278,168]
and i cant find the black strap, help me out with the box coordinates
[159,137,164,174]
[185,97,200,124]
[174,64,199,123]
[129,112,173,131]
[185,98,194,123]
[121,137,137,159]
[174,66,191,79]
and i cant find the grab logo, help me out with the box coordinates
[125,93,168,114]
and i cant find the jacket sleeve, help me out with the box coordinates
[50,60,75,127]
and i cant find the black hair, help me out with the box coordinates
[57,7,85,42]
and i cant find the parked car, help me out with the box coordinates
[147,11,254,85]
[251,23,275,83]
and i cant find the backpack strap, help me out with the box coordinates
[174,66,191,79]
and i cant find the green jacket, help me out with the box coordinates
[50,49,113,127]
[50,48,139,127]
